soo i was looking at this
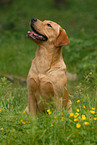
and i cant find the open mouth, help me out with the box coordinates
[27,25,48,41]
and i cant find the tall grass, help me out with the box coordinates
[0,78,96,145]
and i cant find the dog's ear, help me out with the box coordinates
[55,27,70,47]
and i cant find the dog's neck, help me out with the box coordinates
[34,44,64,73]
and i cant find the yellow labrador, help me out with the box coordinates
[26,18,72,115]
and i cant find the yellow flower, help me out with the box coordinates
[61,117,65,121]
[51,124,53,127]
[54,117,57,119]
[76,123,81,128]
[84,122,89,125]
[82,115,87,120]
[83,105,85,108]
[75,112,79,116]
[89,72,92,75]
[47,109,51,115]
[78,116,80,119]
[74,115,77,118]
[20,120,23,122]
[0,128,4,131]
[74,112,79,118]
[93,118,97,120]
[47,109,50,113]
[23,111,25,114]
[92,127,95,129]
[76,100,80,103]
[95,115,97,116]
[23,122,26,124]
[0,109,2,112]
[74,118,79,122]
[90,110,95,114]
[48,111,51,115]
[69,112,74,117]
[92,107,95,110]
[76,109,79,112]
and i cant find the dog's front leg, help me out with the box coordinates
[28,91,37,116]
[27,75,39,116]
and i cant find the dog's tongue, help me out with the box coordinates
[28,31,38,36]
[27,31,44,40]
[28,31,39,36]
[28,31,33,34]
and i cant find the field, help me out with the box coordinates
[0,0,97,144]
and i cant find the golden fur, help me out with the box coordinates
[25,18,72,115]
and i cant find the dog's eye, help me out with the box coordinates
[47,23,52,27]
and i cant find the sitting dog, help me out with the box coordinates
[26,18,72,115]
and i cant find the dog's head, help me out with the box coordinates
[27,18,70,47]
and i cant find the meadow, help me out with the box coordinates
[0,0,97,144]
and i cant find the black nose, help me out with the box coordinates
[31,17,37,23]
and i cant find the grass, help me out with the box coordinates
[0,77,97,145]
[0,0,97,144]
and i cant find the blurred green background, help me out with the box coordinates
[0,1,97,144]
[0,0,97,80]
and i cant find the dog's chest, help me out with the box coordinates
[28,64,67,98]
[35,56,52,73]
